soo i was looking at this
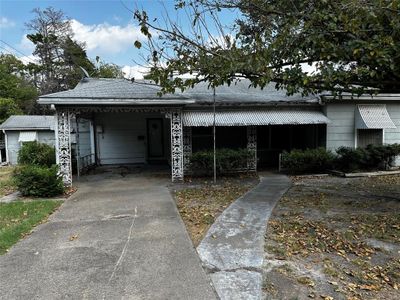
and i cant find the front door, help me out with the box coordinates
[147,118,164,160]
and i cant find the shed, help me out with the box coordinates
[0,115,55,165]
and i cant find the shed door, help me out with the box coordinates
[147,118,164,159]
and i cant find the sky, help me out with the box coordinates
[0,0,238,79]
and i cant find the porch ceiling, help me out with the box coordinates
[182,110,330,126]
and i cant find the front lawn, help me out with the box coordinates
[264,175,400,300]
[0,166,16,197]
[0,200,62,254]
[172,176,258,246]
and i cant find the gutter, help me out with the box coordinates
[38,98,196,105]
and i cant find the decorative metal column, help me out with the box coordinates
[247,126,257,172]
[56,109,73,186]
[183,126,192,172]
[169,110,184,182]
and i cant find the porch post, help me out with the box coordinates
[183,126,192,172]
[170,110,184,182]
[247,126,257,172]
[56,109,73,186]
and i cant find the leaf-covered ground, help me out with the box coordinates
[172,175,259,246]
[263,175,400,300]
[0,200,62,254]
[0,166,16,197]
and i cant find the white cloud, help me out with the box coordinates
[121,65,150,79]
[18,35,35,52]
[0,17,15,28]
[19,54,39,65]
[70,19,145,55]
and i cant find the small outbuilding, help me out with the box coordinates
[0,115,55,165]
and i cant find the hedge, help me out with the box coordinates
[18,141,56,167]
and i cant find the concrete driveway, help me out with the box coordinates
[0,170,216,299]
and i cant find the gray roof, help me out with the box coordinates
[0,115,55,131]
[182,80,318,105]
[38,78,319,106]
[38,78,193,105]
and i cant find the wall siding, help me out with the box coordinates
[95,113,168,165]
[6,130,55,165]
[325,103,356,151]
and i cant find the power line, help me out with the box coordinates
[0,40,37,64]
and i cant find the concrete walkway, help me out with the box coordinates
[197,174,291,300]
[0,172,216,300]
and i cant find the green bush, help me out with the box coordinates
[280,148,335,174]
[18,141,56,167]
[13,165,64,197]
[335,144,400,172]
[189,148,254,174]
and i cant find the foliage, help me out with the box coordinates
[281,144,400,173]
[280,148,335,174]
[134,0,400,95]
[93,59,124,78]
[17,141,56,167]
[335,144,400,172]
[13,165,64,197]
[25,7,98,93]
[0,200,62,254]
[0,98,23,124]
[0,54,38,113]
[189,148,253,174]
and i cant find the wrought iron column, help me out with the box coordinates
[56,109,73,186]
[183,126,192,172]
[169,110,184,182]
[247,126,257,172]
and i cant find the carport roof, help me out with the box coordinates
[38,78,319,106]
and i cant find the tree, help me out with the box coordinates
[25,7,96,93]
[134,0,400,95]
[0,98,23,124]
[0,54,38,113]
[93,58,124,78]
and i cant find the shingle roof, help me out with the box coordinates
[38,78,319,106]
[0,115,55,131]
[38,78,192,105]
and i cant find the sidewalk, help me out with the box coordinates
[197,174,291,299]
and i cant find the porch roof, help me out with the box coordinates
[38,78,319,106]
[182,109,330,126]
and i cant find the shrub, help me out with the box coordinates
[280,148,335,174]
[13,165,64,197]
[189,148,254,174]
[335,144,400,172]
[18,141,56,167]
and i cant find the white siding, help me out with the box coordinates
[6,130,55,165]
[384,104,400,144]
[325,103,356,151]
[95,113,169,165]
[77,119,92,158]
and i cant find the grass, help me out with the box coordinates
[0,200,62,254]
[173,176,258,245]
[0,166,16,197]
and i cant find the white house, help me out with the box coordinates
[37,78,400,185]
[0,115,55,165]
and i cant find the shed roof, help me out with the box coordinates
[38,78,319,106]
[0,115,55,131]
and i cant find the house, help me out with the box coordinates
[0,115,56,165]
[37,78,400,185]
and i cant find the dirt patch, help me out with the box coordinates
[264,175,400,300]
[171,175,259,246]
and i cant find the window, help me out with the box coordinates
[357,129,383,148]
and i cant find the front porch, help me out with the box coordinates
[55,107,328,185]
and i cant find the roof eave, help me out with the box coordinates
[38,98,195,105]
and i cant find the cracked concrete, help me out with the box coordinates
[197,174,291,300]
[0,172,216,300]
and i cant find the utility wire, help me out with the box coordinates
[0,39,37,64]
